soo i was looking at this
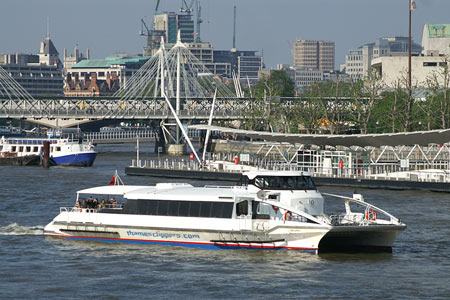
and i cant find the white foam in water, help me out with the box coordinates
[0,223,44,235]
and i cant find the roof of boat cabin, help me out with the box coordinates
[124,184,246,201]
[77,184,245,201]
[77,185,150,196]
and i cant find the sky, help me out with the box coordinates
[1,0,449,69]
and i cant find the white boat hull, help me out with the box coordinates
[44,209,403,253]
[44,210,331,253]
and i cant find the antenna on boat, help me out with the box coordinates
[162,91,202,165]
[202,87,217,164]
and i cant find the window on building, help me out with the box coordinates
[423,62,438,67]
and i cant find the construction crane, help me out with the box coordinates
[140,18,151,37]
[139,0,163,55]
[180,0,194,14]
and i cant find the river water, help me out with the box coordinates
[0,145,449,299]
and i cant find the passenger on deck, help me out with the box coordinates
[93,198,99,209]
[81,198,87,208]
[111,198,117,208]
[87,196,93,208]
[75,200,80,208]
[101,199,106,208]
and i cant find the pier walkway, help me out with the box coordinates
[126,156,450,192]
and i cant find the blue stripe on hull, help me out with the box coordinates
[52,152,97,167]
[61,235,317,253]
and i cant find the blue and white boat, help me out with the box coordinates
[0,136,97,167]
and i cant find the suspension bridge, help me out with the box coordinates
[0,32,249,128]
[0,96,249,127]
[0,33,362,129]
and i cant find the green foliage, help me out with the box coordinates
[242,58,450,134]
[254,70,295,98]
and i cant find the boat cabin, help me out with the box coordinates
[75,172,324,224]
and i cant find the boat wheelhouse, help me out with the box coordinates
[44,171,406,253]
[0,136,97,166]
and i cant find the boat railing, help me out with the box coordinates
[260,199,323,225]
[60,207,96,213]
[0,138,82,146]
[60,204,123,213]
[321,192,402,226]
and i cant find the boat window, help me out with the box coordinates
[254,177,268,189]
[56,146,61,152]
[211,202,225,218]
[19,146,23,152]
[189,202,201,217]
[199,202,212,217]
[122,199,233,218]
[236,200,248,216]
[178,201,190,217]
[33,146,38,152]
[12,146,16,152]
[26,146,31,152]
[157,201,169,216]
[168,201,179,216]
[269,177,281,188]
[251,201,271,219]
[250,176,316,190]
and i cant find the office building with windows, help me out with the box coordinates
[345,37,422,80]
[293,40,335,71]
[0,36,63,97]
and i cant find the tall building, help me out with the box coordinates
[422,24,450,56]
[372,27,450,87]
[345,37,422,80]
[213,50,263,82]
[142,11,263,81]
[63,46,89,73]
[183,42,231,78]
[151,12,194,47]
[293,40,335,71]
[0,36,63,97]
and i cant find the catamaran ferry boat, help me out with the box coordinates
[44,171,406,254]
[0,136,97,166]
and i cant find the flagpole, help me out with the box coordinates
[409,0,412,101]
[407,0,413,131]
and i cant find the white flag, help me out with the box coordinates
[410,0,416,11]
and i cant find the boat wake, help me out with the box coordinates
[0,223,44,235]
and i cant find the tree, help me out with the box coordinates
[425,56,450,129]
[352,69,384,134]
[254,70,295,98]
[251,70,295,132]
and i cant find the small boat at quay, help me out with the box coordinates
[0,136,97,167]
[0,125,25,137]
[44,171,406,254]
